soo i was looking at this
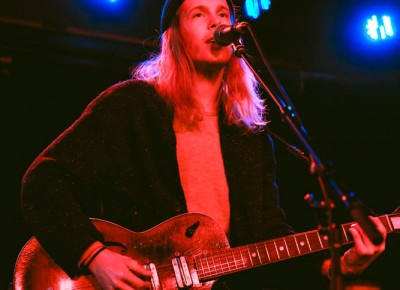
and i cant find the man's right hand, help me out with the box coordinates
[88,249,152,290]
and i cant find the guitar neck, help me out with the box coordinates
[195,213,399,281]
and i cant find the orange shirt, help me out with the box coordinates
[175,114,230,234]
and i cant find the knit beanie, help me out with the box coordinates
[160,0,236,33]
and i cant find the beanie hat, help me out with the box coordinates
[160,0,236,33]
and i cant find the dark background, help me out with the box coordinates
[1,0,399,289]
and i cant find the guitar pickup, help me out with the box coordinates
[144,263,161,290]
[172,256,193,289]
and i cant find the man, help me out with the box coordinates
[20,0,386,289]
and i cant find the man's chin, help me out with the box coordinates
[196,56,232,67]
[194,61,228,73]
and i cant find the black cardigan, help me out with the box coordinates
[21,79,295,278]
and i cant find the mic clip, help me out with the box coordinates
[214,22,249,46]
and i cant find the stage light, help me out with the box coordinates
[103,0,119,4]
[86,0,126,12]
[79,0,134,24]
[244,0,271,20]
[366,14,394,41]
[260,0,271,11]
[338,1,399,64]
[245,0,260,19]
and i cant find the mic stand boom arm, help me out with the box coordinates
[231,24,383,290]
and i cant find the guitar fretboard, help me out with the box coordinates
[194,213,397,281]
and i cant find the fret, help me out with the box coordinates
[293,235,301,255]
[239,247,245,267]
[283,237,290,257]
[216,250,228,273]
[304,232,312,251]
[217,250,233,273]
[274,238,290,260]
[247,244,262,266]
[225,249,237,270]
[255,244,263,264]
[215,251,224,274]
[294,233,311,254]
[246,246,254,266]
[195,256,205,277]
[383,214,394,232]
[306,231,323,252]
[223,250,232,271]
[265,241,280,262]
[285,235,300,257]
[273,240,280,260]
[210,253,217,274]
[341,224,350,242]
[232,249,245,269]
[237,247,251,268]
[319,232,330,248]
[211,253,223,275]
[205,254,216,276]
[262,242,271,263]
[255,242,270,264]
[202,256,209,274]
[247,245,261,267]
[316,231,323,249]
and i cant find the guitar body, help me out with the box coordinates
[13,213,230,290]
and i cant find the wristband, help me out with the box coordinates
[85,246,107,269]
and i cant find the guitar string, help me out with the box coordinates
[196,214,397,279]
[138,225,350,279]
[194,226,358,279]
[130,215,393,280]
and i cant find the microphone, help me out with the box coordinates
[214,22,248,46]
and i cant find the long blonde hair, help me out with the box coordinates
[132,17,267,131]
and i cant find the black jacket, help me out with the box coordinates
[21,80,295,279]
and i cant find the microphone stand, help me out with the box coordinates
[231,23,383,290]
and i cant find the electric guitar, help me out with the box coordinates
[13,207,400,290]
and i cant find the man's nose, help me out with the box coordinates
[209,16,222,30]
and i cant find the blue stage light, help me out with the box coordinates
[366,15,395,41]
[245,0,260,19]
[79,0,135,24]
[260,0,271,11]
[338,2,398,62]
[244,0,271,20]
[86,0,126,12]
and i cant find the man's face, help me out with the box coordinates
[178,0,233,67]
